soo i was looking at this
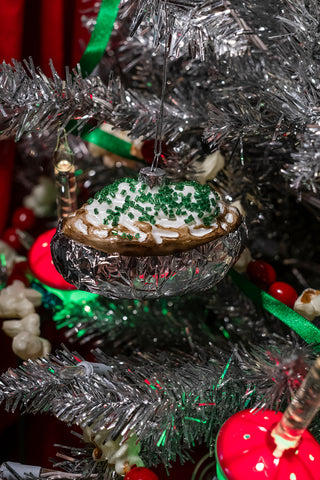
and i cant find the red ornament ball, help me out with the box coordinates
[12,207,35,231]
[2,227,22,251]
[124,467,159,480]
[141,139,169,165]
[7,261,30,286]
[28,229,75,290]
[246,260,277,290]
[268,281,298,308]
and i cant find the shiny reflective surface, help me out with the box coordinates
[51,221,246,299]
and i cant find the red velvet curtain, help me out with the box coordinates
[0,1,25,236]
[0,0,90,235]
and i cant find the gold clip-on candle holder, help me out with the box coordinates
[53,135,77,219]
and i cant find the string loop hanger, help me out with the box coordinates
[151,0,170,173]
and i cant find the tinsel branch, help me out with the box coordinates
[1,0,319,198]
[205,0,320,141]
[0,58,207,146]
[0,59,113,140]
[0,347,249,465]
[0,340,317,466]
[101,0,251,61]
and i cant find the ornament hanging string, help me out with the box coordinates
[71,0,145,159]
[151,0,169,172]
[229,269,320,351]
[78,0,171,164]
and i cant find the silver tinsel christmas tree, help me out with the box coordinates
[0,1,320,479]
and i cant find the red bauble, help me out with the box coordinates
[28,229,75,290]
[141,140,169,165]
[124,467,159,480]
[268,281,298,308]
[12,207,35,231]
[7,261,30,286]
[246,260,277,290]
[2,227,22,251]
[216,409,320,479]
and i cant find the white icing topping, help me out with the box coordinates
[190,228,213,237]
[76,181,226,244]
[218,202,225,214]
[225,213,234,223]
[151,227,179,244]
[75,219,87,234]
[93,229,109,238]
[221,222,228,231]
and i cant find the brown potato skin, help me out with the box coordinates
[62,204,241,257]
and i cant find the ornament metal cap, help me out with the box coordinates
[138,167,166,188]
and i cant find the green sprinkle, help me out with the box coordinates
[185,214,195,224]
[94,208,99,215]
[92,177,221,227]
[135,233,140,239]
[111,230,118,235]
[127,234,133,240]
[87,198,94,205]
[121,233,127,238]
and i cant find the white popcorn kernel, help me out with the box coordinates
[2,313,41,338]
[194,151,225,184]
[294,289,320,321]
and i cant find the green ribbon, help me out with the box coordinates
[41,284,99,304]
[72,0,143,159]
[79,0,121,77]
[82,127,140,160]
[32,278,98,303]
[229,269,320,351]
[215,459,228,480]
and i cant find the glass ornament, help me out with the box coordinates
[28,229,75,290]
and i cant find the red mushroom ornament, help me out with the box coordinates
[216,356,320,479]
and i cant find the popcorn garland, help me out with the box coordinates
[294,289,320,323]
[23,177,57,219]
[0,280,51,361]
